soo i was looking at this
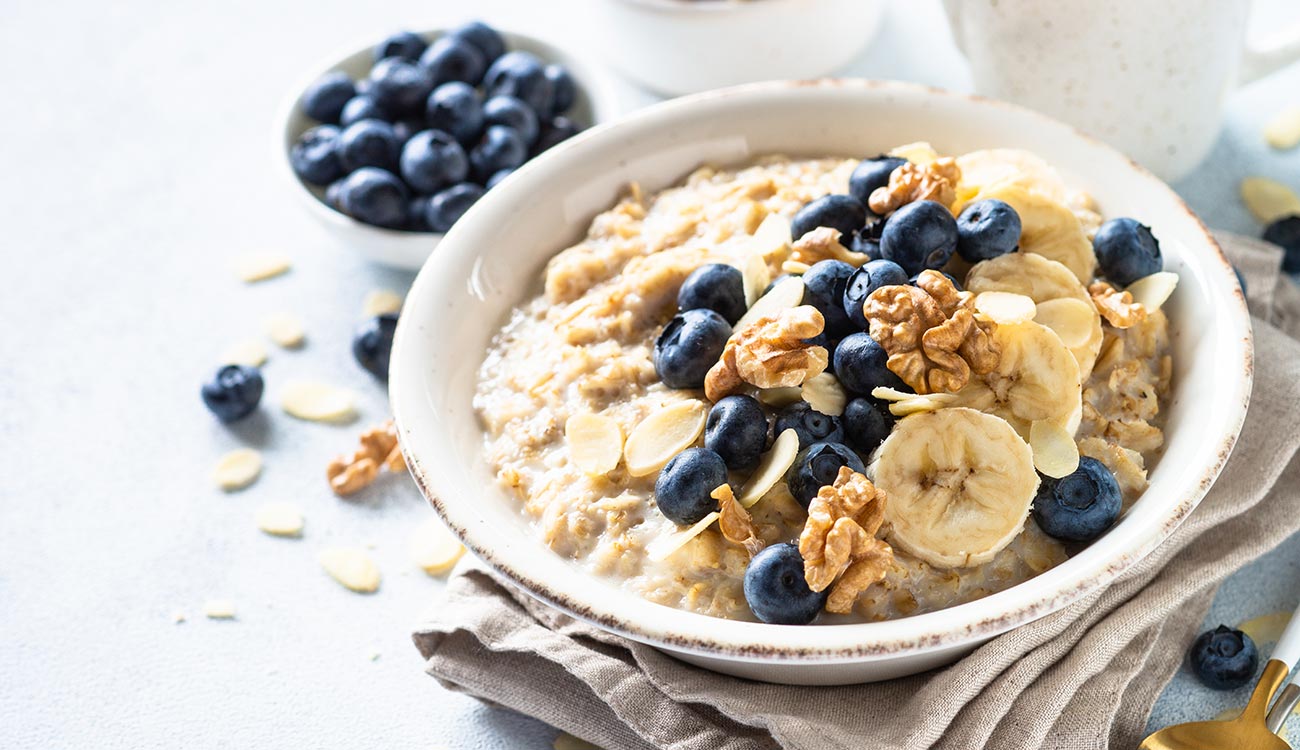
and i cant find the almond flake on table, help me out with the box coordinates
[1240,177,1300,223]
[221,339,268,367]
[362,288,403,317]
[318,547,381,593]
[1263,105,1300,150]
[212,448,262,491]
[202,600,237,619]
[254,502,304,537]
[234,253,292,283]
[280,380,358,423]
[408,518,465,576]
[171,611,187,624]
[263,313,305,348]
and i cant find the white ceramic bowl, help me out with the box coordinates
[591,0,885,96]
[389,81,1252,685]
[274,29,621,270]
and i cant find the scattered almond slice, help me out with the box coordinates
[1125,271,1179,312]
[870,386,957,417]
[1033,298,1095,348]
[213,448,262,491]
[222,339,268,367]
[1030,419,1080,479]
[733,276,804,332]
[235,253,292,283]
[203,600,237,619]
[623,400,707,477]
[739,252,772,308]
[362,288,404,317]
[553,733,603,750]
[254,502,304,537]
[408,518,466,576]
[1263,106,1300,150]
[171,611,187,624]
[738,428,800,507]
[757,386,804,408]
[974,291,1037,325]
[565,413,624,475]
[646,512,720,562]
[318,547,381,593]
[1240,177,1300,223]
[264,313,305,348]
[281,380,358,423]
[801,373,847,416]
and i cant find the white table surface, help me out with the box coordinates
[3,0,1299,747]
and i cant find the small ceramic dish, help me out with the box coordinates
[273,29,621,271]
[389,80,1252,685]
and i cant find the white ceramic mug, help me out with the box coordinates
[943,0,1300,181]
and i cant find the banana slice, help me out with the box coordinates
[954,321,1081,437]
[871,408,1039,568]
[967,183,1096,284]
[956,148,1070,204]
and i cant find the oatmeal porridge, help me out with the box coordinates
[474,143,1173,625]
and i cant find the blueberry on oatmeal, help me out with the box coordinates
[773,402,843,450]
[677,263,747,325]
[848,155,907,208]
[353,313,399,380]
[744,542,828,625]
[800,260,857,339]
[956,199,1021,261]
[1188,626,1259,690]
[1093,217,1162,286]
[653,309,732,389]
[705,395,768,470]
[1032,457,1122,542]
[790,194,867,241]
[833,332,903,395]
[841,397,894,455]
[201,365,264,423]
[787,442,865,508]
[654,448,729,526]
[879,200,959,276]
[842,259,907,328]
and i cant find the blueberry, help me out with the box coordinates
[653,309,731,389]
[400,129,468,193]
[908,270,962,290]
[677,263,747,324]
[425,182,484,232]
[787,442,865,508]
[482,95,540,146]
[1263,215,1300,274]
[290,125,343,186]
[407,195,431,231]
[374,31,428,62]
[483,51,554,117]
[325,179,345,210]
[1033,457,1123,542]
[801,260,857,339]
[1093,217,1162,286]
[337,167,408,228]
[841,397,894,454]
[367,57,435,118]
[301,71,355,124]
[848,225,884,260]
[353,313,398,380]
[544,64,576,116]
[842,259,907,328]
[879,200,959,276]
[848,155,907,208]
[773,401,843,449]
[339,96,386,127]
[201,364,264,422]
[337,119,401,172]
[485,168,514,189]
[533,116,581,154]
[705,395,768,470]
[426,82,484,145]
[418,35,486,87]
[469,125,528,182]
[654,448,729,526]
[791,194,867,241]
[1189,626,1259,690]
[743,542,827,625]
[392,119,423,145]
[448,20,506,66]
[833,332,903,394]
[956,199,1021,261]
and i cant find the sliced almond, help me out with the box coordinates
[800,373,847,416]
[751,212,793,260]
[733,276,804,333]
[408,518,466,576]
[757,386,804,407]
[235,253,292,282]
[1030,419,1080,479]
[1263,106,1300,150]
[974,291,1037,325]
[870,386,957,417]
[646,512,719,562]
[869,386,916,402]
[222,339,268,367]
[565,413,624,475]
[264,313,305,348]
[203,600,237,619]
[1240,177,1300,223]
[254,502,304,537]
[318,547,381,593]
[1125,271,1179,312]
[213,448,262,491]
[1033,298,1096,349]
[623,400,707,477]
[739,252,772,308]
[738,428,800,507]
[281,380,358,423]
[363,289,404,317]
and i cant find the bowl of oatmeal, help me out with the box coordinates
[389,80,1251,684]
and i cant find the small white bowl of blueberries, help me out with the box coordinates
[279,21,617,269]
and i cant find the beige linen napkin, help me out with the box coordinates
[414,233,1300,750]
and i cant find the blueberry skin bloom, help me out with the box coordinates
[744,542,828,625]
[773,402,843,450]
[801,260,857,340]
[482,95,540,146]
[425,182,485,232]
[483,51,554,118]
[1263,215,1300,274]
[654,448,729,526]
[879,200,959,276]
[337,119,401,172]
[848,155,907,208]
[956,199,1022,261]
[842,259,908,329]
[1189,625,1259,690]
[790,194,868,241]
[301,70,356,124]
[426,82,485,146]
[337,167,409,229]
[833,333,904,395]
[400,130,468,194]
[704,395,768,470]
[787,442,866,508]
[677,263,747,324]
[367,57,435,118]
[290,125,343,186]
[653,309,732,389]
[469,125,528,183]
[841,397,894,454]
[1093,217,1163,286]
[374,31,428,63]
[448,20,507,66]
[201,365,264,422]
[1033,457,1123,542]
[419,35,487,87]
[353,314,398,380]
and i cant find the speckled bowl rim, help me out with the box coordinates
[390,79,1253,663]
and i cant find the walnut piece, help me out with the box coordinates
[1089,281,1148,329]
[704,305,829,401]
[713,484,764,557]
[784,227,870,273]
[868,158,962,215]
[327,419,407,496]
[863,270,1000,394]
[798,467,894,614]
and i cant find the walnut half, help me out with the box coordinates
[868,158,962,215]
[783,227,871,273]
[799,467,894,614]
[1089,281,1148,329]
[704,305,829,401]
[327,419,406,496]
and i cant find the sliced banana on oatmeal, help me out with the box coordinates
[565,413,624,475]
[971,183,1096,283]
[871,407,1039,568]
[956,148,1070,203]
[953,321,1082,436]
[623,400,707,477]
[1032,298,1096,348]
